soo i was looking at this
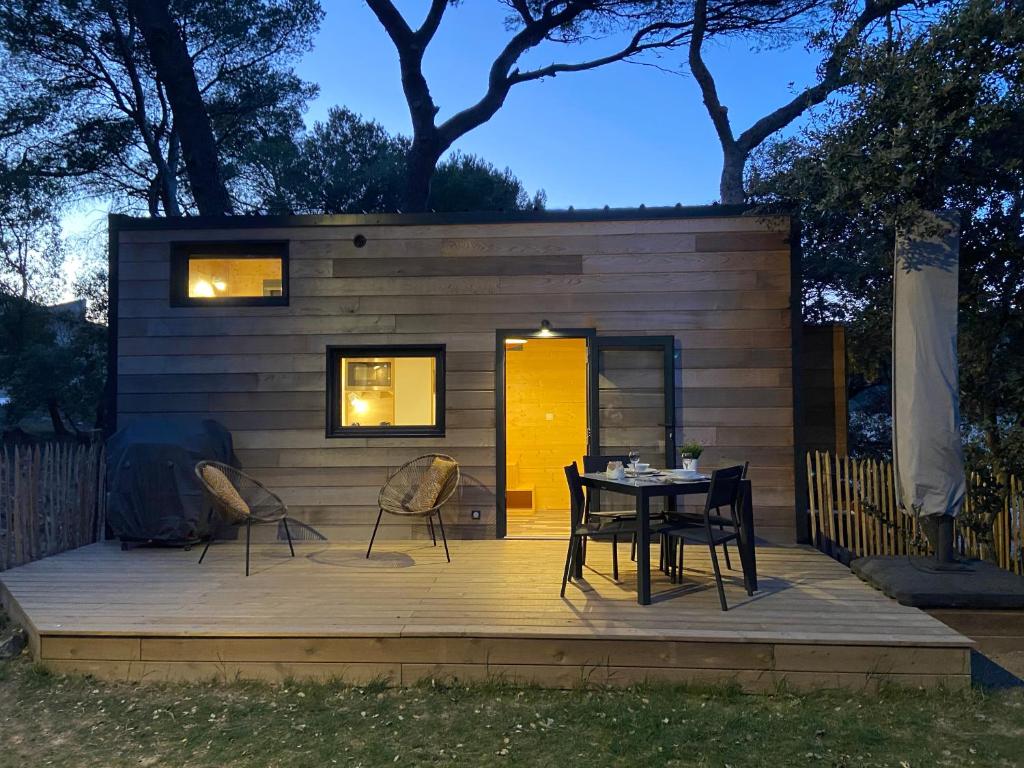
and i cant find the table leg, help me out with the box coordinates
[636,491,651,605]
[737,479,758,593]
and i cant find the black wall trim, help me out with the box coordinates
[111,204,764,231]
[105,214,120,438]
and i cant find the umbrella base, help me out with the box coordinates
[852,556,1024,608]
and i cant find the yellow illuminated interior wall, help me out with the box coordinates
[188,257,282,298]
[505,337,588,512]
[340,356,436,427]
[394,357,435,424]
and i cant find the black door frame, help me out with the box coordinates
[588,336,677,472]
[495,327,597,539]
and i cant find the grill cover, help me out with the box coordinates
[106,417,236,542]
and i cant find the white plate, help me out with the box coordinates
[667,469,702,480]
[625,469,658,477]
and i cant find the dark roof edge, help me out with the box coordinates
[110,203,785,231]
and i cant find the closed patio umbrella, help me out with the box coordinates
[892,210,966,564]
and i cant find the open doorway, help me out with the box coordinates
[503,336,589,537]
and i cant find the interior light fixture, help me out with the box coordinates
[505,338,529,345]
[191,279,215,297]
[537,319,553,337]
[211,277,227,292]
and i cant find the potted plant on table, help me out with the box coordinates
[678,441,703,472]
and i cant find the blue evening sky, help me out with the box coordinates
[64,0,824,245]
[295,1,823,208]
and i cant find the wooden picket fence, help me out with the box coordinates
[806,450,1023,574]
[0,442,107,571]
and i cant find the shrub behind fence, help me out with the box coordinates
[806,450,1023,574]
[0,442,106,571]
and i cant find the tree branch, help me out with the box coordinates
[510,23,691,84]
[688,0,736,149]
[439,11,687,149]
[365,0,415,46]
[735,0,908,153]
[508,0,534,25]
[416,0,449,43]
[124,0,232,215]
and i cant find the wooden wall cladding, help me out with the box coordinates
[116,214,797,541]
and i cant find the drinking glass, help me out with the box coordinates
[628,450,640,476]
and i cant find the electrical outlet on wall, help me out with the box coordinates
[545,413,554,421]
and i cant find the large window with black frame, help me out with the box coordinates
[326,345,446,438]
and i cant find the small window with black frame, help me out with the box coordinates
[327,345,446,438]
[171,242,288,306]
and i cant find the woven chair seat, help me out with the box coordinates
[379,455,460,517]
[368,454,460,563]
[195,461,288,525]
[194,460,295,577]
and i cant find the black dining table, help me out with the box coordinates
[579,471,758,605]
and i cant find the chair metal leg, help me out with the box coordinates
[612,535,619,581]
[723,540,732,570]
[198,536,214,565]
[708,542,728,611]
[366,509,384,559]
[198,514,218,564]
[245,517,252,577]
[667,536,675,585]
[436,511,451,563]
[282,518,295,557]
[736,538,753,596]
[631,534,637,562]
[427,515,437,546]
[561,534,576,597]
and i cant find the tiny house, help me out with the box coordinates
[109,206,807,543]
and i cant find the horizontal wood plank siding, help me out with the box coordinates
[117,214,797,541]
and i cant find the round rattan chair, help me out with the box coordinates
[195,460,295,576]
[367,454,460,562]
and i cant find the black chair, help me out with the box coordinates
[664,461,748,570]
[560,462,640,595]
[659,465,751,611]
[580,454,638,565]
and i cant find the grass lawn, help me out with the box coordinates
[0,653,1022,768]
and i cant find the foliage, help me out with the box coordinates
[678,440,703,459]
[0,0,322,215]
[0,295,106,433]
[431,153,547,213]
[246,107,546,214]
[750,0,1024,470]
[0,169,65,302]
[265,107,408,215]
[0,655,1022,766]
[72,261,110,325]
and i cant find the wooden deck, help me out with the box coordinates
[0,539,972,691]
